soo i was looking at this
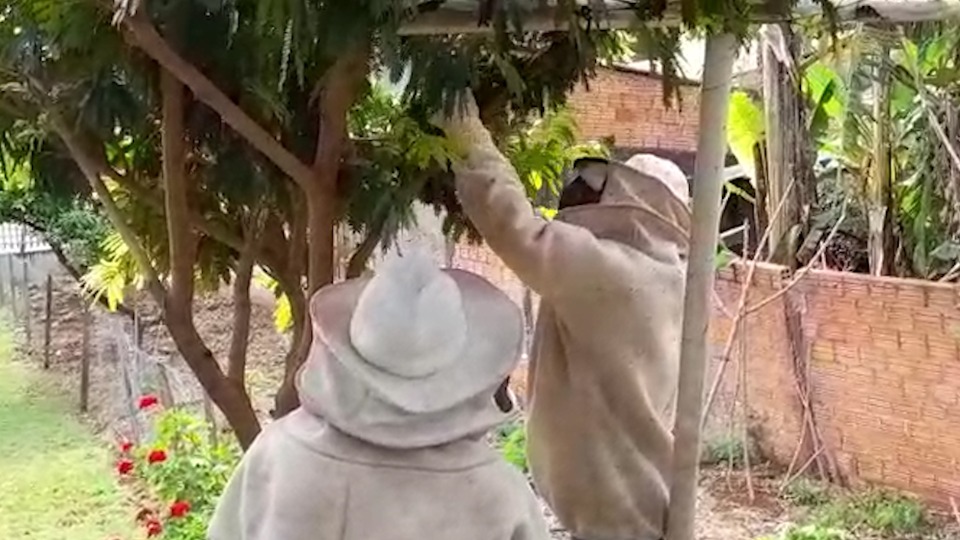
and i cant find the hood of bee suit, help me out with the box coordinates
[556,154,691,259]
[295,252,525,449]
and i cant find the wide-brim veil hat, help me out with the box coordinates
[298,252,523,417]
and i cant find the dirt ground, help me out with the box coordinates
[541,471,785,540]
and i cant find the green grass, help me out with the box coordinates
[0,321,137,540]
[702,433,748,467]
[813,489,927,537]
[782,477,832,507]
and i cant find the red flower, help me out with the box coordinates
[169,500,191,518]
[138,395,160,410]
[145,519,163,537]
[116,459,134,475]
[147,449,167,464]
[119,441,134,453]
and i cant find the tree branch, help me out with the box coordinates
[159,69,260,448]
[287,191,308,283]
[346,219,386,279]
[47,239,136,317]
[9,214,136,317]
[49,115,167,306]
[744,205,846,315]
[161,70,196,310]
[227,217,260,385]
[305,44,370,293]
[121,14,313,187]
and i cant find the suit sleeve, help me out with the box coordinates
[451,118,609,297]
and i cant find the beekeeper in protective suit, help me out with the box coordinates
[208,252,550,540]
[440,94,691,540]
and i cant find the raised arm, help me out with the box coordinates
[441,98,607,297]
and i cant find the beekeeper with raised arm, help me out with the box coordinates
[441,93,691,540]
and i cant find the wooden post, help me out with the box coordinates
[43,275,52,369]
[119,340,142,441]
[79,305,91,412]
[665,32,737,540]
[760,23,813,267]
[20,228,30,344]
[7,254,16,319]
[156,362,175,408]
[0,258,7,308]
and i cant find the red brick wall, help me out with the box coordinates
[567,67,700,152]
[454,243,960,506]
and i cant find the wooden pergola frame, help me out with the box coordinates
[398,1,960,35]
[398,2,960,540]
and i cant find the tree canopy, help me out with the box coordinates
[0,0,645,446]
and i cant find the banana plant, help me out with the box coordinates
[801,23,960,278]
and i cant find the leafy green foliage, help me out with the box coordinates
[804,24,960,278]
[758,523,849,540]
[727,90,765,181]
[504,108,608,203]
[760,489,927,540]
[701,433,747,467]
[813,490,928,537]
[345,83,463,246]
[131,408,241,540]
[253,270,293,333]
[782,477,832,508]
[715,245,737,270]
[493,421,528,473]
[81,232,139,311]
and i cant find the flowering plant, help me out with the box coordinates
[116,396,240,539]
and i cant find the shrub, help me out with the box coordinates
[759,523,849,540]
[702,434,747,467]
[782,477,831,507]
[494,421,528,473]
[115,398,240,539]
[814,489,927,537]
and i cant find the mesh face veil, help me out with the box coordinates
[562,157,609,193]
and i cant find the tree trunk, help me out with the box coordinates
[273,45,370,418]
[160,70,261,448]
[760,23,813,268]
[751,142,770,256]
[228,228,258,385]
[305,185,338,292]
[665,32,737,540]
[868,45,894,276]
[346,222,385,279]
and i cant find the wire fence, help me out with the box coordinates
[0,234,214,445]
[0,223,51,255]
[101,314,210,442]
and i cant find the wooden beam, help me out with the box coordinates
[397,8,677,35]
[397,0,960,36]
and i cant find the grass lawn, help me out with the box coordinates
[0,321,137,539]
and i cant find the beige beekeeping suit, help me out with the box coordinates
[446,108,691,540]
[208,254,551,540]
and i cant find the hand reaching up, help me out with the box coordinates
[432,89,495,150]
